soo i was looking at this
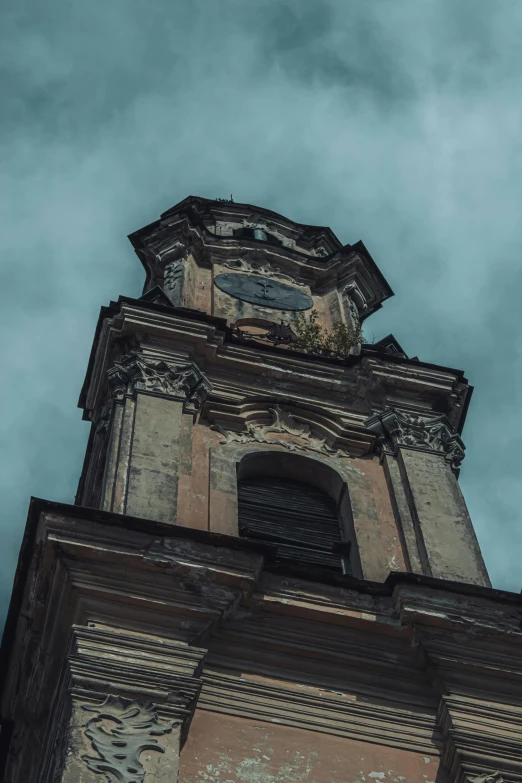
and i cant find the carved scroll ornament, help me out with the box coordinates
[164,257,185,296]
[212,405,347,458]
[221,258,306,287]
[107,356,211,412]
[365,407,465,467]
[82,696,175,783]
[467,773,506,783]
[342,286,362,331]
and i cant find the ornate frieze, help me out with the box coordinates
[212,405,348,458]
[82,696,174,783]
[220,257,306,286]
[107,355,211,412]
[347,295,360,327]
[365,407,465,467]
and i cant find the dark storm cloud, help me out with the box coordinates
[1,0,522,626]
[247,0,413,102]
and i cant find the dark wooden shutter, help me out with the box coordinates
[238,477,347,573]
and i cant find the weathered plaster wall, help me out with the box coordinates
[399,449,490,586]
[173,421,405,580]
[180,711,445,783]
[98,387,411,580]
[125,394,184,523]
[193,264,213,313]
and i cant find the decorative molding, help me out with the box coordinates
[199,668,440,755]
[467,773,506,783]
[144,536,264,578]
[107,355,211,412]
[6,500,522,783]
[69,626,206,709]
[436,691,522,783]
[82,696,174,783]
[231,320,298,348]
[342,288,362,330]
[347,295,360,327]
[94,399,112,434]
[343,282,368,314]
[365,407,465,467]
[212,405,349,458]
[42,689,72,783]
[339,286,364,356]
[164,257,185,296]
[221,257,306,286]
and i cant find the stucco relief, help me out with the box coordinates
[365,407,466,467]
[212,405,348,458]
[164,257,185,298]
[468,773,506,783]
[107,356,211,411]
[220,257,306,287]
[82,696,174,783]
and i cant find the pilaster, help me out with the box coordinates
[43,627,205,783]
[366,408,490,586]
[100,354,211,522]
[0,504,265,783]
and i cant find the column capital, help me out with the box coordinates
[107,354,212,413]
[365,406,466,468]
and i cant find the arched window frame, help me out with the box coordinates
[207,442,365,579]
[237,454,354,575]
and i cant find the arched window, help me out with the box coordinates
[237,453,354,575]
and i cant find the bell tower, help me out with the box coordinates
[77,195,487,585]
[2,197,520,783]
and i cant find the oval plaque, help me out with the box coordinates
[214,273,313,311]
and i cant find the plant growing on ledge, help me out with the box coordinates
[293,309,364,358]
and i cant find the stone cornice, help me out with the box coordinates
[199,668,441,754]
[69,626,205,701]
[78,297,471,436]
[3,500,522,781]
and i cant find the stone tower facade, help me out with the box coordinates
[1,197,520,783]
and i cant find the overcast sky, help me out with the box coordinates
[2,0,522,626]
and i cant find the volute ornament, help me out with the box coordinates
[212,405,347,458]
[163,255,191,307]
[82,696,174,783]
